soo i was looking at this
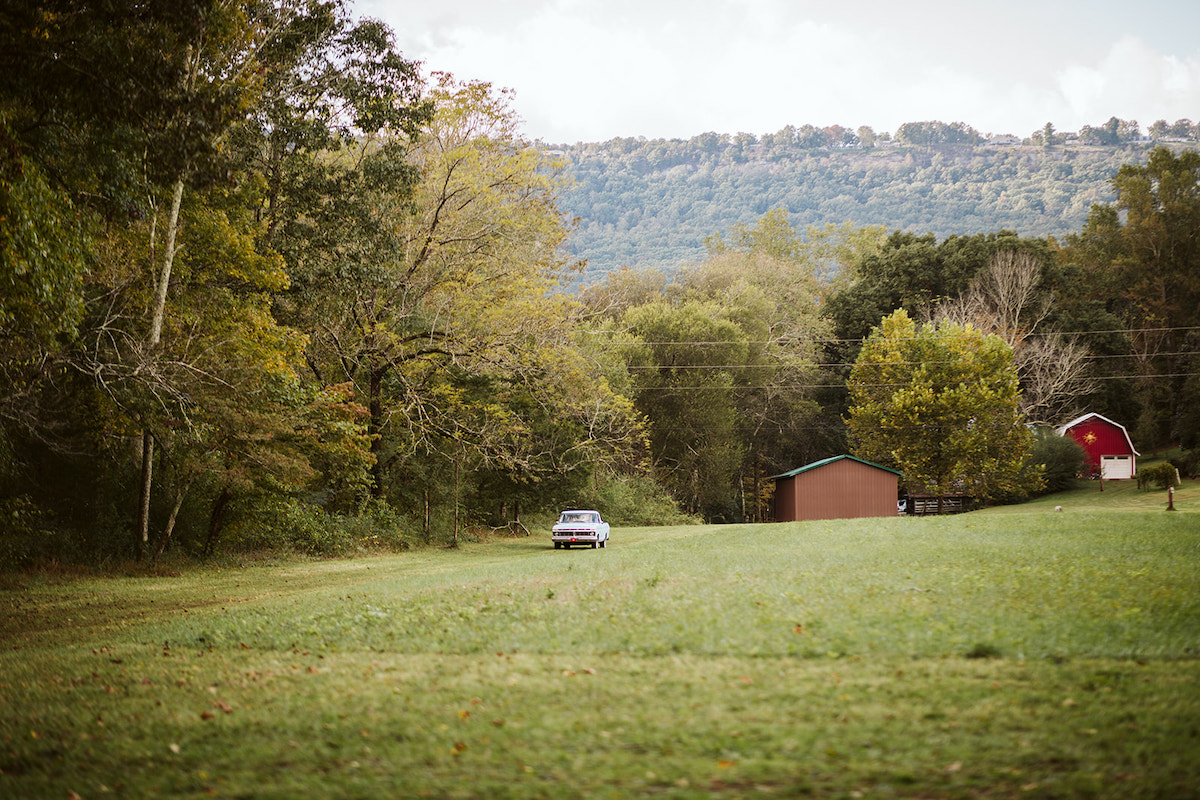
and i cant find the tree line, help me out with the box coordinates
[555,124,1199,280]
[1,0,650,564]
[576,145,1200,520]
[2,0,1198,565]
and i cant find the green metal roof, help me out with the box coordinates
[769,454,902,481]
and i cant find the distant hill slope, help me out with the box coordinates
[552,138,1197,282]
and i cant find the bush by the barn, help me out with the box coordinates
[1029,428,1089,495]
[1137,462,1180,490]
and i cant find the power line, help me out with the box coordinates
[584,324,1200,346]
[626,372,1200,391]
[623,350,1200,371]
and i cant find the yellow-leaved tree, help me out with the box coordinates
[295,74,641,533]
[847,309,1041,511]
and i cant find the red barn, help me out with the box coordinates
[772,455,901,522]
[1055,412,1140,479]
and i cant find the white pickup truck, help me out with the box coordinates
[551,510,610,549]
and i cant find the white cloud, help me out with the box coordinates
[363,0,1200,142]
[1054,36,1200,130]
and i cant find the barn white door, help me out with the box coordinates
[1101,455,1134,480]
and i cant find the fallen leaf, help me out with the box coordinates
[718,760,735,769]
[945,761,962,772]
[450,741,467,755]
[217,701,233,714]
[200,710,215,720]
[562,670,576,677]
[169,743,181,753]
[458,710,471,720]
[793,625,804,634]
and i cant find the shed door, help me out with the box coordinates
[1101,455,1133,480]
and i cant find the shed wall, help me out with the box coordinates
[777,459,898,521]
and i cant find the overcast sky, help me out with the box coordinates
[356,0,1200,145]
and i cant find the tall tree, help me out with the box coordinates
[618,299,748,520]
[287,73,636,529]
[125,0,350,558]
[847,309,1038,509]
[0,0,422,559]
[1058,147,1200,446]
[935,250,1097,424]
[823,230,1053,361]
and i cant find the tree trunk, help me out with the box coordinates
[423,488,431,543]
[149,178,185,344]
[204,487,232,556]
[368,362,385,499]
[135,430,155,560]
[152,478,193,563]
[452,448,460,548]
[136,177,185,558]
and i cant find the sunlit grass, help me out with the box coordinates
[2,488,1199,798]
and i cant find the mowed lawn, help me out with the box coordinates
[2,482,1198,798]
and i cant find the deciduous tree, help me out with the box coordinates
[847,309,1038,509]
[1059,147,1200,446]
[935,250,1098,423]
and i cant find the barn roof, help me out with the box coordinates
[1054,412,1140,455]
[770,454,902,481]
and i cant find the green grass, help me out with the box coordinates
[3,485,1199,798]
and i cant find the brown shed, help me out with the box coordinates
[771,455,901,522]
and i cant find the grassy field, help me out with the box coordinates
[2,480,1198,798]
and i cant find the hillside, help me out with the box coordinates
[552,137,1198,282]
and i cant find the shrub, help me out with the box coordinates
[1028,428,1089,495]
[571,473,699,527]
[1136,463,1180,490]
[1170,450,1199,479]
[224,497,414,557]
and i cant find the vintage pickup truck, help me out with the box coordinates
[551,510,610,549]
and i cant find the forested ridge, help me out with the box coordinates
[2,1,1198,565]
[555,130,1199,280]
